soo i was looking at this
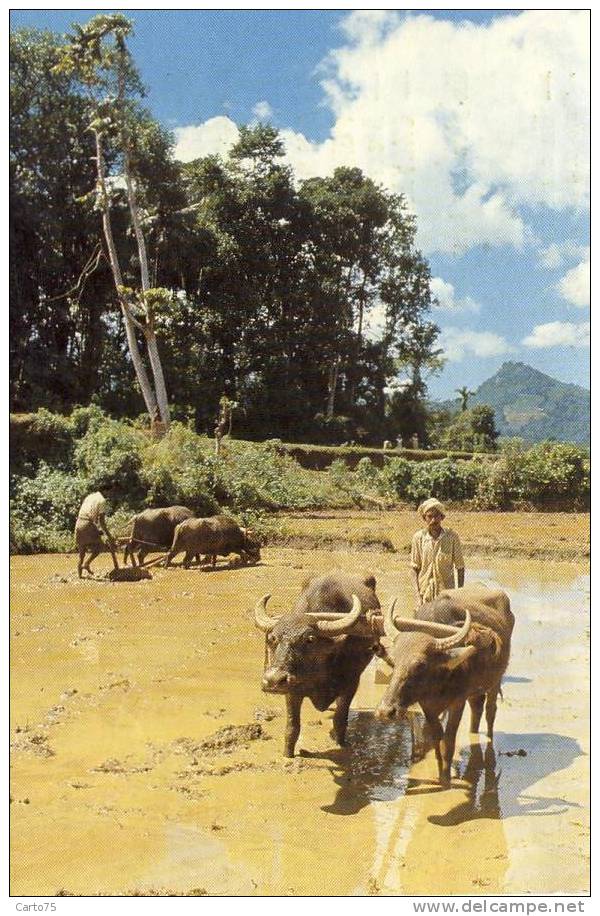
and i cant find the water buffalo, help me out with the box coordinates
[254,572,386,757]
[375,584,514,785]
[124,506,194,566]
[165,514,261,569]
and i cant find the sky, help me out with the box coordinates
[10,8,590,399]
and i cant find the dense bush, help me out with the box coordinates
[518,442,589,509]
[10,464,88,553]
[9,409,75,473]
[74,419,146,504]
[218,441,340,511]
[379,458,414,499]
[141,424,220,515]
[407,459,485,504]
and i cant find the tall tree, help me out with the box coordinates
[54,14,172,432]
[456,385,476,411]
[10,28,116,411]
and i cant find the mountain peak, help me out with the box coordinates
[470,361,589,443]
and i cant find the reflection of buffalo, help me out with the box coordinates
[427,731,583,826]
[377,585,514,784]
[254,573,385,757]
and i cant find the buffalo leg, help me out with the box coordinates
[485,687,499,739]
[77,547,87,578]
[183,551,194,569]
[468,693,485,734]
[439,701,466,785]
[284,694,303,757]
[331,679,358,747]
[422,705,445,774]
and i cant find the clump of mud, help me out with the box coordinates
[172,723,268,758]
[105,567,152,583]
[11,729,55,758]
[91,757,153,775]
[57,887,209,897]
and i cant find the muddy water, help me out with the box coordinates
[10,549,589,896]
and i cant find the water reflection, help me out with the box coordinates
[305,711,583,824]
[426,731,583,826]
[300,710,417,815]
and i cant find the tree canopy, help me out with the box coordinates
[10,20,443,445]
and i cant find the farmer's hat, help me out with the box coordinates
[419,497,445,519]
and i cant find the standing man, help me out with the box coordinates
[410,497,465,605]
[75,491,119,577]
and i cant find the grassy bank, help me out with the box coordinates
[9,408,590,555]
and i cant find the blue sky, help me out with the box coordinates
[11,9,590,399]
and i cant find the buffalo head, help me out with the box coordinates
[254,594,364,694]
[376,598,476,721]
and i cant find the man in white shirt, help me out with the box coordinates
[75,491,119,577]
[410,498,465,605]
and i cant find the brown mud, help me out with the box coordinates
[10,538,589,896]
[269,509,589,560]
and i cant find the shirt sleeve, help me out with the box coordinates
[410,532,422,570]
[452,531,465,569]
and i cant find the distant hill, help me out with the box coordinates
[440,361,590,445]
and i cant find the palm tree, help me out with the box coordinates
[456,385,476,411]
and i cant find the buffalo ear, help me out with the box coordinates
[443,644,477,670]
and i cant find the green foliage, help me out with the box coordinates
[69,404,108,437]
[407,459,486,504]
[217,443,336,512]
[140,423,220,515]
[9,409,75,473]
[380,458,414,499]
[518,442,589,509]
[10,464,88,553]
[74,418,145,502]
[440,405,499,453]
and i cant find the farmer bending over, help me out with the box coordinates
[410,498,464,606]
[75,491,119,577]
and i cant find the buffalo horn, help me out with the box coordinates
[315,594,363,635]
[384,597,400,638]
[254,595,279,633]
[433,607,471,650]
[384,599,472,648]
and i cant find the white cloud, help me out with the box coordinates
[439,326,513,362]
[522,320,590,349]
[173,11,588,255]
[556,258,590,307]
[252,100,274,121]
[174,116,239,162]
[430,277,480,313]
[538,241,589,269]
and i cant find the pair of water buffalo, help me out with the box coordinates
[123,506,261,569]
[254,572,514,785]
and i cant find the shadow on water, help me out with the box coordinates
[300,710,419,816]
[428,731,583,827]
[302,709,583,824]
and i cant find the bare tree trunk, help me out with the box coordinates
[326,358,339,419]
[123,150,171,431]
[94,131,157,419]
